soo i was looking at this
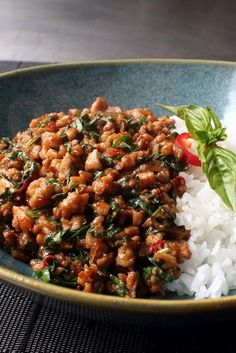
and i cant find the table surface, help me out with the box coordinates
[1,61,236,353]
[0,0,236,62]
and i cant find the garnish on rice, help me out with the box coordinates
[158,104,236,212]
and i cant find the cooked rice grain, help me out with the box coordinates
[166,117,236,299]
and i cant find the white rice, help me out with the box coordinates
[166,117,236,299]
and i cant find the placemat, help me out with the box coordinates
[0,62,236,353]
[1,279,236,353]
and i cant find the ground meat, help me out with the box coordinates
[0,97,191,299]
[27,178,57,209]
[12,206,34,234]
[54,192,89,219]
[116,245,135,269]
[85,149,102,171]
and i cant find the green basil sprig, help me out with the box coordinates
[158,104,236,212]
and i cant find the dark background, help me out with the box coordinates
[0,0,236,62]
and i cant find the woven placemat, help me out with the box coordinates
[1,280,236,353]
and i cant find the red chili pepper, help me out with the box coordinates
[175,132,201,167]
[17,180,31,194]
[42,255,55,268]
[106,148,124,157]
[150,239,164,253]
[47,121,58,132]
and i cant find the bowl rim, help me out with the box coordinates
[1,58,236,79]
[1,58,236,314]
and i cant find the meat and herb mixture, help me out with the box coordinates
[0,97,191,298]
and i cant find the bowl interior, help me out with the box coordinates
[1,59,236,300]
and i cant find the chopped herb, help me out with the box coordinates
[8,150,20,160]
[51,192,68,204]
[35,267,51,283]
[26,136,41,148]
[16,161,38,189]
[52,269,77,288]
[47,215,61,229]
[143,266,154,281]
[81,142,94,154]
[152,205,176,220]
[2,174,13,183]
[45,222,90,250]
[122,188,138,198]
[74,117,83,132]
[60,132,69,144]
[162,205,176,220]
[64,164,77,185]
[126,116,147,129]
[69,182,79,191]
[110,274,127,297]
[64,142,72,153]
[105,224,122,241]
[74,114,101,134]
[102,154,114,168]
[44,231,63,250]
[161,271,176,282]
[117,175,129,187]
[110,199,121,216]
[136,153,154,166]
[143,264,176,283]
[112,134,137,152]
[89,223,121,241]
[83,115,101,131]
[26,210,43,219]
[89,228,106,238]
[128,197,153,216]
[122,236,132,243]
[158,154,186,172]
[80,113,90,125]
[0,188,13,203]
[89,130,100,142]
[94,171,103,179]
[148,256,159,266]
[71,249,89,264]
[0,137,16,154]
[45,178,60,186]
[35,265,77,288]
[163,219,175,228]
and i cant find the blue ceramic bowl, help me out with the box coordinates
[1,59,236,325]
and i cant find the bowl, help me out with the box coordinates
[1,59,236,326]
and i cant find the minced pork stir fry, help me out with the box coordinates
[0,97,191,298]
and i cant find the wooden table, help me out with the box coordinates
[0,0,236,62]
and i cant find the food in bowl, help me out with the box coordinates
[0,97,192,298]
[1,97,236,299]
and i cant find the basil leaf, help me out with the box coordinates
[83,115,101,131]
[128,196,153,216]
[110,199,121,216]
[203,145,236,212]
[35,267,51,283]
[74,114,100,133]
[158,103,236,212]
[143,266,154,281]
[112,134,137,152]
[109,274,127,297]
[157,104,227,144]
[45,178,60,186]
